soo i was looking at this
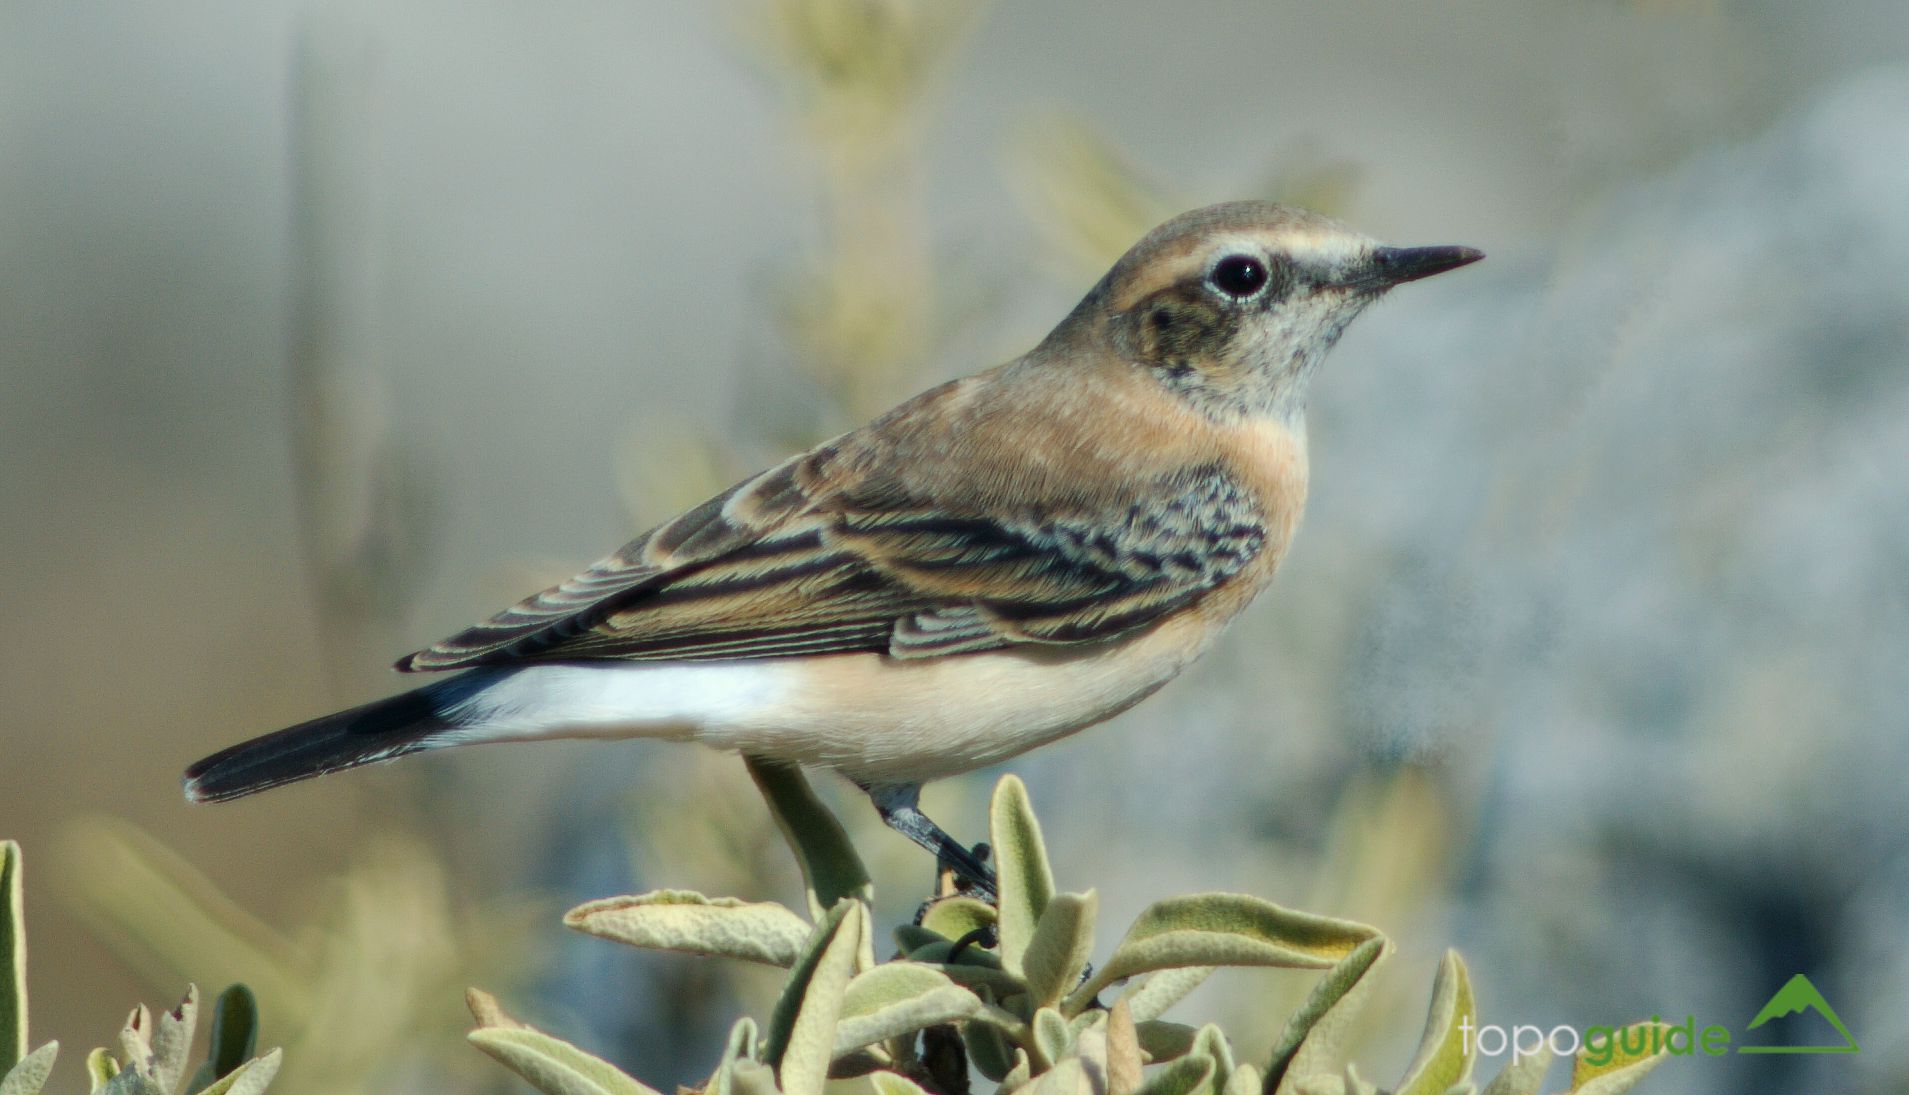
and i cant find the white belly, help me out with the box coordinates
[440,614,1218,785]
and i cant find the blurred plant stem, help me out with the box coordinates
[736,0,990,422]
[286,4,430,702]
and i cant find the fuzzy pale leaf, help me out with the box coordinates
[963,995,1018,1083]
[470,1027,660,1095]
[566,891,812,968]
[1032,1007,1072,1069]
[1190,1024,1235,1092]
[868,1073,934,1095]
[116,1006,152,1082]
[1001,1048,1033,1094]
[1071,895,1376,1007]
[192,1050,281,1095]
[1135,1021,1199,1063]
[1267,937,1390,1095]
[1395,951,1476,1095]
[1024,892,1098,1013]
[832,963,980,1056]
[918,896,996,943]
[1135,1051,1215,1095]
[991,775,1055,977]
[704,1017,761,1095]
[148,987,197,1094]
[771,900,864,1095]
[0,1042,56,1095]
[1224,1064,1262,1095]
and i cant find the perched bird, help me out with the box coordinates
[185,201,1481,896]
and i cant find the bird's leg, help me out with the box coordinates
[863,782,998,904]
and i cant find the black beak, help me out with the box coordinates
[1369,244,1485,286]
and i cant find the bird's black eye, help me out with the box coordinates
[1208,254,1270,300]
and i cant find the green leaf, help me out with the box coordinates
[764,901,849,1069]
[868,1073,934,1095]
[722,1016,758,1064]
[917,896,997,943]
[0,1042,56,1095]
[1122,966,1214,1024]
[185,985,259,1095]
[1071,895,1377,1009]
[1031,1007,1071,1069]
[990,775,1055,977]
[725,1060,780,1095]
[914,953,1024,996]
[565,891,813,968]
[766,899,864,1095]
[1135,1051,1216,1095]
[745,759,873,922]
[1024,892,1097,1013]
[893,925,943,954]
[1023,1058,1088,1095]
[1395,951,1476,1095]
[1265,936,1390,1095]
[1569,1023,1671,1095]
[832,963,980,1057]
[1000,1049,1032,1094]
[1223,1063,1263,1095]
[1136,1020,1199,1063]
[469,1027,660,1095]
[704,1018,761,1095]
[97,1067,165,1095]
[902,933,1006,970]
[86,1047,120,1092]
[464,988,524,1031]
[1327,1062,1381,1095]
[1191,1024,1236,1093]
[0,843,24,1077]
[1479,1048,1550,1095]
[963,987,1017,1082]
[192,1050,282,1095]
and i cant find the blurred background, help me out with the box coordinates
[3,0,1906,1092]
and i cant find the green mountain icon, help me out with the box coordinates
[1739,974,1859,1054]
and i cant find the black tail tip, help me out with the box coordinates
[178,686,455,805]
[181,764,244,804]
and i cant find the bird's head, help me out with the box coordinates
[1051,201,1483,420]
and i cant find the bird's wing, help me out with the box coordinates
[838,462,1266,655]
[396,451,868,670]
[399,386,1268,672]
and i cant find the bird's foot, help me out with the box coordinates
[868,783,1000,905]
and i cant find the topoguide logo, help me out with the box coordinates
[1462,974,1860,1067]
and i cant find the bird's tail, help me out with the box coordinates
[183,679,471,803]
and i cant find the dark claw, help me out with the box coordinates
[947,924,999,963]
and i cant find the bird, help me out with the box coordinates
[184,201,1482,899]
